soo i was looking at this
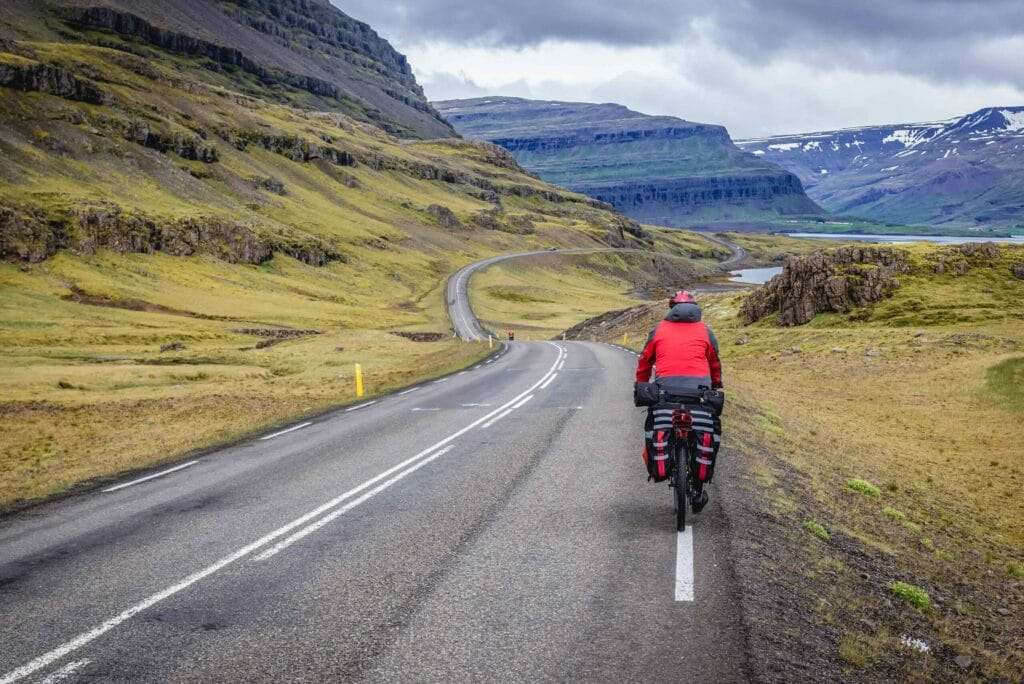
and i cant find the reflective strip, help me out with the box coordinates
[653,442,669,448]
[654,454,669,461]
[696,445,714,453]
[697,457,712,465]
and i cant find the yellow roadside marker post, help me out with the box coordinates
[489,334,493,349]
[623,333,629,346]
[355,363,364,398]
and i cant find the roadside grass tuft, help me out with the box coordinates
[805,521,830,541]
[883,506,906,521]
[847,478,882,498]
[755,414,786,435]
[901,520,922,534]
[984,357,1024,412]
[838,633,871,668]
[890,581,932,612]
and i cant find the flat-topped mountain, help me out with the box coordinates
[435,97,825,227]
[1,0,455,138]
[737,107,1024,228]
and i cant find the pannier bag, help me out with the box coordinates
[701,388,725,416]
[643,405,677,481]
[688,406,721,483]
[633,381,660,407]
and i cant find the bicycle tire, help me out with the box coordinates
[674,446,687,531]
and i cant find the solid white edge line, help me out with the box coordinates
[556,360,565,371]
[102,461,199,493]
[539,373,558,390]
[433,378,448,384]
[0,343,565,684]
[345,400,377,412]
[675,527,695,601]
[259,421,313,441]
[37,659,90,684]
[398,387,420,395]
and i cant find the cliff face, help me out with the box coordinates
[737,107,1024,228]
[2,0,454,138]
[435,97,825,226]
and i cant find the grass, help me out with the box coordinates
[890,581,932,612]
[847,479,882,498]
[805,521,830,541]
[984,357,1024,412]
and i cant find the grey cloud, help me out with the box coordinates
[332,0,698,47]
[334,0,1024,86]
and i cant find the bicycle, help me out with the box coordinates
[664,403,699,531]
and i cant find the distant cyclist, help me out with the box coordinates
[636,290,723,512]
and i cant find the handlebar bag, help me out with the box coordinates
[633,381,660,407]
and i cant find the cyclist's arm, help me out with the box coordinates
[705,324,723,388]
[635,327,658,382]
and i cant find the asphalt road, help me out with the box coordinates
[698,233,747,268]
[1,262,748,682]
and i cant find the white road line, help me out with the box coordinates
[410,408,441,412]
[0,346,565,684]
[460,403,492,407]
[398,387,420,395]
[38,660,90,684]
[556,360,565,371]
[259,422,313,441]
[539,373,558,390]
[433,378,448,384]
[485,359,493,364]
[345,401,377,412]
[102,461,199,493]
[254,445,456,562]
[480,394,534,429]
[675,527,695,602]
[457,371,467,376]
[472,365,481,370]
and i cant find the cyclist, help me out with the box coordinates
[636,290,722,512]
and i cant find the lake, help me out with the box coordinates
[729,267,782,284]
[786,232,1024,244]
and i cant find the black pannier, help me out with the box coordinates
[633,381,660,407]
[700,388,725,416]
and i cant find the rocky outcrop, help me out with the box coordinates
[124,120,218,162]
[0,59,106,104]
[426,204,465,231]
[741,246,911,326]
[0,203,344,266]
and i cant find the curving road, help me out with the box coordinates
[0,255,748,682]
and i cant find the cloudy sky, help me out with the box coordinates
[332,1,1024,139]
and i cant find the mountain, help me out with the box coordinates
[737,107,1024,228]
[0,0,455,139]
[434,97,826,227]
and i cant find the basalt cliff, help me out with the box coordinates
[435,97,825,227]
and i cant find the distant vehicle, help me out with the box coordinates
[508,329,515,341]
[548,246,557,251]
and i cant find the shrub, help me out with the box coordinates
[805,521,830,541]
[847,478,881,498]
[891,581,931,611]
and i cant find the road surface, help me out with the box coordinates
[698,233,747,269]
[1,263,748,682]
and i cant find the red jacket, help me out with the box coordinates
[636,303,722,389]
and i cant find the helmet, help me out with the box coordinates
[669,290,697,307]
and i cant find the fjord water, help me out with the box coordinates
[786,232,1024,244]
[729,267,783,284]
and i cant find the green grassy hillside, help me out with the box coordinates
[0,23,662,508]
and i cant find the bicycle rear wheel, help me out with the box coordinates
[674,448,687,531]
